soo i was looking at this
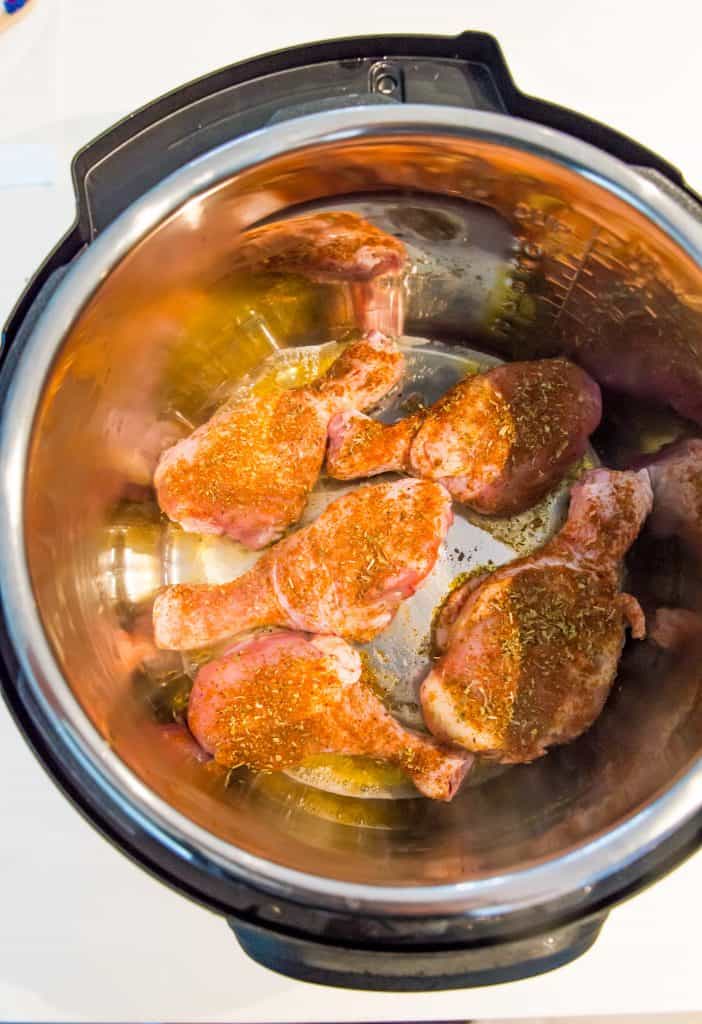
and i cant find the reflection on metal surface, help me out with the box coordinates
[4,109,702,908]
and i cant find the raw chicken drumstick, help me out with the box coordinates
[643,438,702,561]
[188,630,472,802]
[231,211,407,333]
[326,358,602,515]
[154,477,453,650]
[421,468,652,763]
[155,331,403,548]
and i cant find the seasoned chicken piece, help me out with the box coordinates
[154,478,453,650]
[188,630,472,802]
[155,331,403,548]
[644,438,702,561]
[231,211,407,334]
[327,358,602,515]
[421,468,652,763]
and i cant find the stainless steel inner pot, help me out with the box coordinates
[3,106,702,918]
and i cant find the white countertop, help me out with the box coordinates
[1,1,701,1020]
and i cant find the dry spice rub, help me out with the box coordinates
[214,651,345,772]
[230,211,407,283]
[504,359,576,460]
[274,478,451,634]
[163,388,325,528]
[211,653,446,779]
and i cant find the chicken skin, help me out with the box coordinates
[188,630,472,802]
[326,358,602,515]
[421,468,652,763]
[644,438,702,562]
[155,331,403,548]
[154,478,453,650]
[231,211,407,334]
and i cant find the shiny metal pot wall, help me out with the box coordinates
[2,107,702,920]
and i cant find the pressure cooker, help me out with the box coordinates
[2,32,702,990]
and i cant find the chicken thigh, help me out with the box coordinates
[154,477,453,650]
[421,468,652,762]
[155,331,403,548]
[188,630,472,802]
[327,358,602,515]
[231,211,407,334]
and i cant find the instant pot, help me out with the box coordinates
[2,32,702,991]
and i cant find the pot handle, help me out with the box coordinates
[228,911,607,991]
